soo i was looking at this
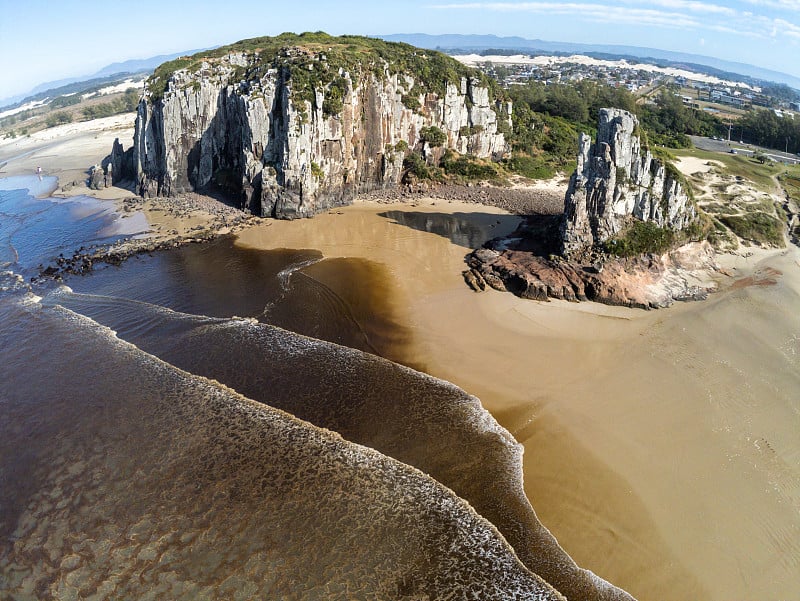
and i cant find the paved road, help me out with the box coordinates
[690,135,800,165]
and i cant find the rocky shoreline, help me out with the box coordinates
[32,179,570,282]
[32,182,564,282]
[463,216,717,309]
[34,193,258,282]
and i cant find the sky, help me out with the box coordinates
[1,0,800,101]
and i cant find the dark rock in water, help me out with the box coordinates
[88,165,105,190]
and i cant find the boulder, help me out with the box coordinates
[89,165,105,190]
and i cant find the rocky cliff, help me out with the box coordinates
[465,108,714,308]
[118,33,509,218]
[560,108,696,259]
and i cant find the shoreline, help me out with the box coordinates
[234,199,799,601]
[5,116,800,600]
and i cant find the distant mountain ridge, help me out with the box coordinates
[7,33,799,110]
[379,33,800,90]
[0,49,210,109]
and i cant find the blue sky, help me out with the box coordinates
[1,0,800,100]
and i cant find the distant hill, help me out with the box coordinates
[379,33,800,91]
[0,49,210,110]
[91,51,209,78]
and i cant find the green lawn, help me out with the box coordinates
[674,147,800,192]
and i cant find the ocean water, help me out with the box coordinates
[0,176,139,279]
[0,181,612,600]
[0,297,559,600]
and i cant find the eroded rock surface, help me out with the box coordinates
[466,108,713,308]
[561,108,696,260]
[467,229,716,309]
[122,39,508,219]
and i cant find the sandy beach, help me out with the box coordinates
[5,116,799,600]
[237,200,800,601]
[0,116,260,254]
[0,114,136,189]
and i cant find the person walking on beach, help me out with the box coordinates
[36,166,42,180]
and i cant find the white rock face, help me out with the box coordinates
[560,108,696,258]
[132,52,509,218]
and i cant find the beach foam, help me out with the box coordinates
[0,297,565,600]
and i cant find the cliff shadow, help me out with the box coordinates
[378,210,520,249]
[182,93,254,212]
[498,213,564,256]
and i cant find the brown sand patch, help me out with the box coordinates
[731,266,782,288]
[237,200,800,601]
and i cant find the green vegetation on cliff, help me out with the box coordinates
[603,221,677,257]
[147,32,504,109]
[602,216,712,257]
[718,212,785,247]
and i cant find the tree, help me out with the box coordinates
[419,125,447,147]
[542,84,588,124]
[45,111,73,127]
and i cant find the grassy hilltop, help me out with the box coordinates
[148,32,501,104]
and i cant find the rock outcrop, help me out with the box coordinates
[88,165,106,190]
[465,108,714,308]
[110,137,135,185]
[466,238,716,309]
[561,108,696,259]
[119,34,509,218]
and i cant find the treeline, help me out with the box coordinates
[738,109,800,155]
[502,81,638,177]
[506,79,800,160]
[435,78,754,181]
[637,90,722,147]
[507,81,723,157]
[80,88,139,120]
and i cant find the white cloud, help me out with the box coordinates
[432,1,800,42]
[774,16,800,35]
[625,0,736,16]
[431,2,701,29]
[741,0,800,12]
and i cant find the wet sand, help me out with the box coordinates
[0,298,564,600]
[7,115,798,599]
[236,200,800,601]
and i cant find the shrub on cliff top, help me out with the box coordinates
[146,32,504,108]
[604,220,676,257]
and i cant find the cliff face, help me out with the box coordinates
[129,43,508,218]
[560,108,695,259]
[465,107,714,308]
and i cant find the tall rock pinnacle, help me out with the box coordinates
[560,108,696,259]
